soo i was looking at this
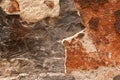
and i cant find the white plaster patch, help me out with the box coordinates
[62,29,97,53]
[62,29,86,44]
[108,52,112,59]
[47,73,65,76]
[81,31,97,53]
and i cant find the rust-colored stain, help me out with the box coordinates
[88,17,99,30]
[44,1,54,8]
[8,0,20,13]
[9,18,28,51]
[114,10,120,33]
[63,0,120,73]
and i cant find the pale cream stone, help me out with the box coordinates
[0,0,11,13]
[0,0,60,23]
[17,0,60,23]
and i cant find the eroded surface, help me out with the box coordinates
[63,0,120,73]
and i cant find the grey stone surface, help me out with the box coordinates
[0,0,83,79]
[43,58,65,73]
[113,75,120,80]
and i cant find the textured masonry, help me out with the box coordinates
[1,0,120,80]
[63,0,120,72]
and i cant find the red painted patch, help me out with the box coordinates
[63,0,120,73]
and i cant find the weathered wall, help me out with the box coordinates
[0,0,120,80]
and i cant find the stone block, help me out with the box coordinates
[0,0,60,23]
